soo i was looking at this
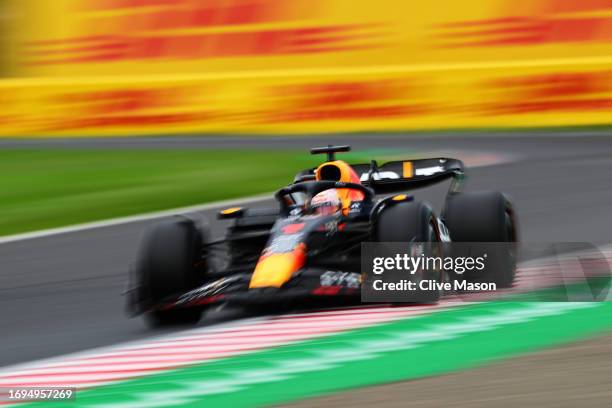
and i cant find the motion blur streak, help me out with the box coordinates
[1,0,611,135]
[0,0,610,407]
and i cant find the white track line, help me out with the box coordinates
[98,304,599,408]
[0,151,512,245]
[0,194,273,244]
[0,305,445,388]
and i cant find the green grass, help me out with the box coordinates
[0,149,338,236]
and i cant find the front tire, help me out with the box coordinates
[135,217,208,327]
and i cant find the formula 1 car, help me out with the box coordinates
[127,145,518,327]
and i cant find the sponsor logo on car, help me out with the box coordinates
[320,271,361,288]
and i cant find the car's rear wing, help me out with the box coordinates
[294,157,465,195]
[351,158,465,194]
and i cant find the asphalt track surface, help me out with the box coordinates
[1,132,612,367]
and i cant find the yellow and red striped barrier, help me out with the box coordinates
[1,0,611,135]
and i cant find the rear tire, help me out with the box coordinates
[135,217,208,327]
[444,191,518,288]
[374,201,443,303]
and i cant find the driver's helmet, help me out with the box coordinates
[311,189,342,216]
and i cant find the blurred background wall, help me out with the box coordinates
[1,0,612,136]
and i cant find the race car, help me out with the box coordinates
[126,145,518,327]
